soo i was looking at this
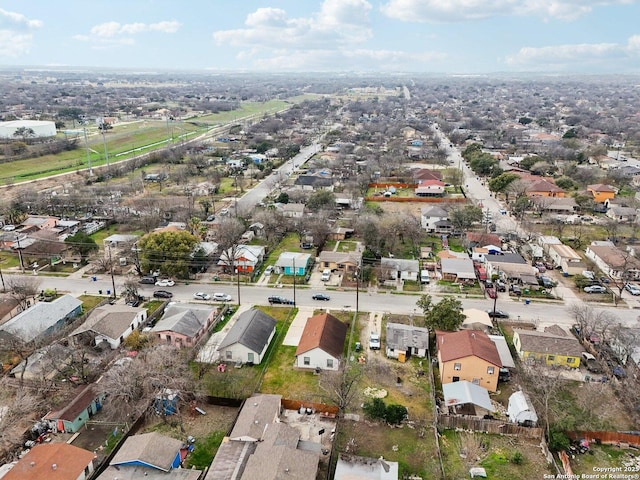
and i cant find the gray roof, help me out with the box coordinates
[240,423,320,480]
[514,329,583,357]
[104,234,139,243]
[204,440,256,480]
[110,432,183,472]
[385,322,429,351]
[440,258,475,278]
[381,258,420,273]
[421,206,448,218]
[485,252,528,265]
[218,309,276,352]
[275,252,312,269]
[72,304,146,340]
[0,294,82,342]
[230,394,282,441]
[152,303,215,338]
[97,465,202,480]
[488,334,516,368]
[443,381,493,411]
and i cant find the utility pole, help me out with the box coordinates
[100,120,110,173]
[83,127,93,176]
[16,235,25,273]
[108,244,117,299]
[0,266,5,293]
[293,256,296,307]
[236,265,241,306]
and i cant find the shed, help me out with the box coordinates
[507,390,538,425]
[385,322,429,359]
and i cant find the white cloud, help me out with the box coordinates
[213,0,372,50]
[0,9,42,58]
[503,38,639,70]
[89,20,181,37]
[0,8,43,29]
[380,0,635,22]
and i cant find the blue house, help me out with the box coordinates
[275,251,311,276]
[105,432,186,473]
[44,383,105,433]
[0,294,82,343]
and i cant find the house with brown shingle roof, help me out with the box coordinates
[512,327,583,368]
[585,242,640,280]
[436,330,502,392]
[43,383,105,433]
[295,313,348,371]
[525,179,566,198]
[587,183,616,203]
[2,443,95,480]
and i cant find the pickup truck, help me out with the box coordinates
[369,333,381,350]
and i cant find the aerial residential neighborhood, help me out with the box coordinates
[1,67,640,480]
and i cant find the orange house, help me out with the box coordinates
[525,179,566,198]
[436,330,502,393]
[587,183,616,203]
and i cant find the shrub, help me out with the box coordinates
[510,451,524,465]
[385,404,408,425]
[363,397,386,420]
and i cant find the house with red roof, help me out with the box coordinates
[2,443,95,480]
[436,330,502,392]
[295,313,348,371]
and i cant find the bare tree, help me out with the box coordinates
[99,344,199,428]
[0,381,44,457]
[319,364,363,416]
[6,276,41,310]
[567,303,617,345]
[215,217,246,273]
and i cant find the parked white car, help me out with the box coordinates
[155,279,175,287]
[193,292,211,301]
[212,292,232,302]
[369,333,381,350]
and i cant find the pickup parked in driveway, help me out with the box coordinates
[369,333,381,350]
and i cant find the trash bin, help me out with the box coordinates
[92,276,97,282]
[98,290,103,295]
[106,290,111,296]
[525,298,530,305]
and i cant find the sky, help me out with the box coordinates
[1,0,640,74]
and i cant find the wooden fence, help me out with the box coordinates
[365,196,466,203]
[567,431,640,447]
[437,414,543,439]
[281,398,339,416]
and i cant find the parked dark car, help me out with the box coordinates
[268,296,294,305]
[153,290,173,299]
[509,284,522,296]
[495,280,506,292]
[139,276,156,284]
[487,309,509,319]
[312,293,330,301]
[538,276,556,288]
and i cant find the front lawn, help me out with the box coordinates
[78,295,105,311]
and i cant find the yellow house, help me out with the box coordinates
[436,330,502,393]
[512,328,582,368]
[587,183,616,203]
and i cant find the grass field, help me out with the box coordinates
[0,98,300,184]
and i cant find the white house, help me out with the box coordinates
[218,244,266,273]
[585,242,640,280]
[295,313,348,371]
[385,323,429,359]
[218,309,276,365]
[380,257,420,281]
[71,304,147,349]
[420,206,450,233]
[548,243,584,275]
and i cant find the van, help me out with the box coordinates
[321,269,331,281]
[420,270,430,284]
[139,276,155,284]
